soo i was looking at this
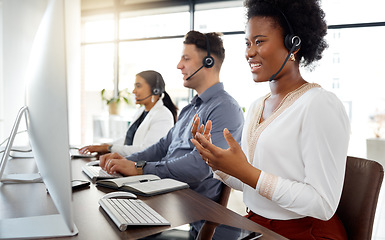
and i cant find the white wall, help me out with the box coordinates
[1,0,46,145]
[65,0,81,146]
[0,1,3,140]
[0,0,81,145]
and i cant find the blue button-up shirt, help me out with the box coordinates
[127,82,244,201]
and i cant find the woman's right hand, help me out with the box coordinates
[191,128,261,189]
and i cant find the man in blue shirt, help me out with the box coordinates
[100,31,244,203]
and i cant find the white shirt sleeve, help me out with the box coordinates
[213,170,244,191]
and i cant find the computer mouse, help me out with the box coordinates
[86,160,100,166]
[102,191,137,199]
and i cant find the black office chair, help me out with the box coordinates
[336,156,384,240]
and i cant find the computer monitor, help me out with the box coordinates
[0,0,78,238]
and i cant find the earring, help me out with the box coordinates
[151,95,155,103]
[290,53,295,62]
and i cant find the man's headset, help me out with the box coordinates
[268,8,301,81]
[186,34,215,80]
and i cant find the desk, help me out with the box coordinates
[0,158,287,240]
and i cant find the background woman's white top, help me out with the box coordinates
[111,97,174,156]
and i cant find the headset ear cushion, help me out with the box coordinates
[202,56,215,68]
[152,88,160,95]
[284,34,301,52]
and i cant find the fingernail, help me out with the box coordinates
[224,128,229,134]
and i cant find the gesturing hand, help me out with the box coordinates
[191,128,259,188]
[191,114,212,142]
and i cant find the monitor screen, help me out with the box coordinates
[0,0,78,238]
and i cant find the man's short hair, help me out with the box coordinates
[183,31,225,69]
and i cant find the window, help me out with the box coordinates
[194,2,244,33]
[120,11,189,39]
[81,6,191,143]
[83,15,114,42]
[118,38,189,108]
[332,78,340,89]
[301,26,385,156]
[322,0,385,25]
[80,0,385,161]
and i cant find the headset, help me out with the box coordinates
[186,34,215,80]
[268,8,302,81]
[152,75,161,95]
[137,72,163,101]
[280,9,301,53]
[202,34,215,68]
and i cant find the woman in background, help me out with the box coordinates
[80,70,177,156]
[191,0,350,239]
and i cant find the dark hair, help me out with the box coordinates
[244,0,328,68]
[162,92,178,124]
[183,31,225,69]
[136,70,178,123]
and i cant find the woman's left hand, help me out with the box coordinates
[79,144,109,154]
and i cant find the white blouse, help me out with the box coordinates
[215,83,350,221]
[111,97,174,156]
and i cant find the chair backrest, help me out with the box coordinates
[337,156,384,240]
[217,183,232,207]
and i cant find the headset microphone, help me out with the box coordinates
[267,7,301,82]
[186,65,204,80]
[136,94,152,101]
[185,34,215,81]
[268,36,301,81]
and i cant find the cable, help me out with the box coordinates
[0,130,28,146]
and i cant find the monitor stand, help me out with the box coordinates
[0,106,78,239]
[1,173,42,183]
[0,106,42,183]
[0,215,78,239]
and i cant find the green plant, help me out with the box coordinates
[101,88,131,105]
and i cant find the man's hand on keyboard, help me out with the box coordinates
[99,152,139,176]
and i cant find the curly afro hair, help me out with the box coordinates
[244,0,328,68]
